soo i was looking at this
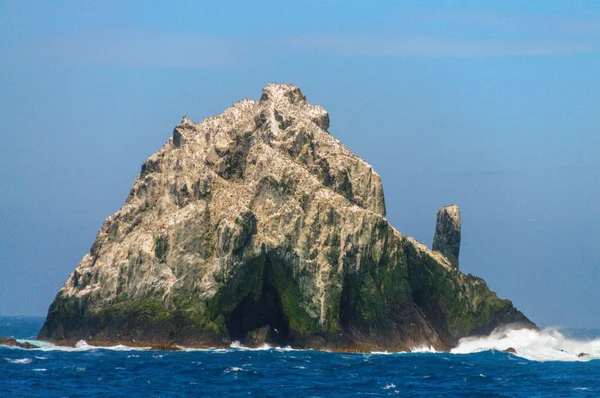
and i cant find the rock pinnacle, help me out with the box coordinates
[433,204,461,269]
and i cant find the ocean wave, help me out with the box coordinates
[451,326,600,362]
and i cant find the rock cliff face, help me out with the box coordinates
[38,84,535,351]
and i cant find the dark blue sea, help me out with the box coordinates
[1,317,599,397]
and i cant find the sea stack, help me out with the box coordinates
[433,205,461,269]
[38,84,535,351]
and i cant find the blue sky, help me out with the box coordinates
[1,1,599,328]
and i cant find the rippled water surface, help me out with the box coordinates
[1,317,599,397]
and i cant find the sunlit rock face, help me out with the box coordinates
[38,84,535,351]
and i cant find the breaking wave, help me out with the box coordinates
[2,327,599,362]
[1,340,152,352]
[451,326,600,362]
[229,341,272,351]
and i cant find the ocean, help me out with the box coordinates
[1,317,599,397]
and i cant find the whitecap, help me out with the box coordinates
[383,383,396,390]
[32,368,47,372]
[5,358,32,364]
[224,367,244,373]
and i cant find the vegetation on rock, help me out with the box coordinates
[38,84,535,351]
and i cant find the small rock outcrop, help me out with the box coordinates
[0,337,38,349]
[433,205,461,269]
[38,84,534,351]
[245,326,272,347]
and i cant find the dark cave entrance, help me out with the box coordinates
[225,256,290,346]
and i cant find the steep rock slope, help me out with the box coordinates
[39,84,534,351]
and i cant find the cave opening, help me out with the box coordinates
[225,256,290,346]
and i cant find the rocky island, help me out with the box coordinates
[38,84,535,351]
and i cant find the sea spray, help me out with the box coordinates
[452,326,600,362]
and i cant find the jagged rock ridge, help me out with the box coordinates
[38,84,534,351]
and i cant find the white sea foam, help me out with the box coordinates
[176,347,212,352]
[32,368,47,372]
[451,326,600,362]
[2,339,152,352]
[224,366,244,373]
[5,358,32,364]
[411,345,437,353]
[274,345,297,352]
[371,345,437,355]
[229,341,271,350]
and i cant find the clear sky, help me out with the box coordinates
[1,1,599,328]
